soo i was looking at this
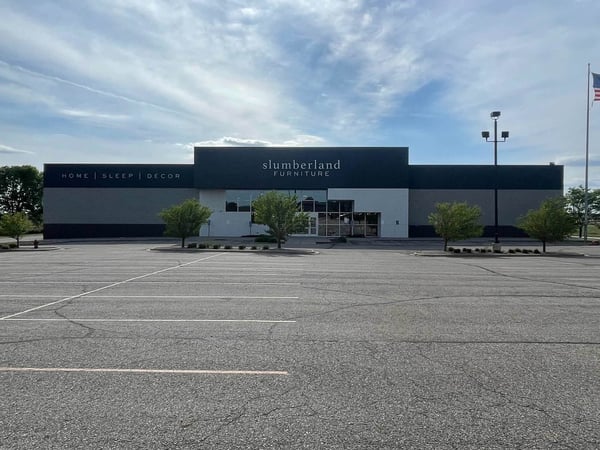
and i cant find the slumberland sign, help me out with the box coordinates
[194,147,410,189]
[261,158,342,178]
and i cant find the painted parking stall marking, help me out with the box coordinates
[0,367,289,376]
[4,318,296,323]
[0,253,226,321]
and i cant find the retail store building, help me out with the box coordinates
[43,147,563,239]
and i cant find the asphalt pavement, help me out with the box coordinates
[1,241,599,448]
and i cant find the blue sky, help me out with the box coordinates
[1,0,599,188]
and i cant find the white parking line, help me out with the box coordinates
[4,318,296,323]
[84,295,300,299]
[0,253,226,320]
[0,295,64,298]
[0,295,299,299]
[0,367,288,375]
[0,281,300,285]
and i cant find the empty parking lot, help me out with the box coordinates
[1,241,600,448]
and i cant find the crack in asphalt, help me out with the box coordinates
[282,291,600,324]
[413,345,600,447]
[457,260,600,293]
[180,386,305,443]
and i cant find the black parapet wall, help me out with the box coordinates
[409,165,563,189]
[194,147,410,189]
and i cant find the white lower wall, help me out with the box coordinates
[198,191,268,237]
[198,188,409,238]
[200,211,268,237]
[328,188,409,238]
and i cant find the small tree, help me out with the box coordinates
[518,197,576,253]
[159,199,212,248]
[0,212,33,248]
[252,191,309,249]
[428,202,483,251]
[564,186,600,237]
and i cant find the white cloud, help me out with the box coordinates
[0,143,33,154]
[59,109,130,121]
[189,134,326,148]
[1,0,599,189]
[193,137,272,147]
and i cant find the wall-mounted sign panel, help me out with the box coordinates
[44,164,194,188]
[194,147,410,189]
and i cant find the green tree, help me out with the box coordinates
[159,199,212,248]
[252,191,309,249]
[518,197,576,253]
[0,212,33,248]
[0,166,43,224]
[564,185,600,238]
[428,202,484,251]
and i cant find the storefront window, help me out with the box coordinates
[225,190,264,212]
[296,191,325,212]
[327,200,340,213]
[223,190,379,237]
[339,200,353,212]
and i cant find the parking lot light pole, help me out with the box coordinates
[481,111,509,243]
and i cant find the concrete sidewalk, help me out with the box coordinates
[0,233,43,245]
[4,233,600,255]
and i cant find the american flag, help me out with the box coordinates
[594,72,600,102]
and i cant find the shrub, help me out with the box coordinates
[212,244,220,249]
[509,249,516,253]
[251,246,258,250]
[187,243,197,248]
[522,249,530,254]
[238,245,246,250]
[255,234,278,243]
[9,243,17,249]
[533,249,541,254]
[197,243,207,249]
[447,247,454,252]
[453,248,461,253]
[262,245,270,250]
[224,245,232,249]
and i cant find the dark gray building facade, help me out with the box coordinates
[43,147,563,239]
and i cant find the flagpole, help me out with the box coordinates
[584,63,590,243]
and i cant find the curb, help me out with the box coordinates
[149,246,319,255]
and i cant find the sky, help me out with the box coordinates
[1,0,600,189]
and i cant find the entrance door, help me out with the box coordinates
[366,212,379,236]
[296,214,318,236]
[308,216,317,235]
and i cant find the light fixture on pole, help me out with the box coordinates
[482,111,509,243]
